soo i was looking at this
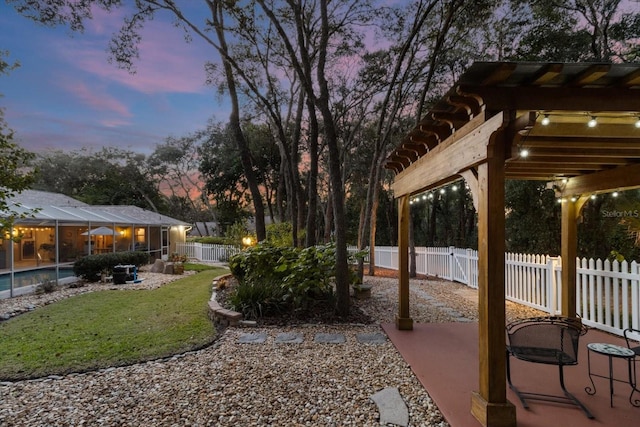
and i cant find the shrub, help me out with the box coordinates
[73,251,150,281]
[192,236,234,245]
[35,279,58,294]
[228,281,287,319]
[228,243,342,316]
[228,244,295,284]
[265,222,294,247]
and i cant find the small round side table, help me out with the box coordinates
[585,342,639,408]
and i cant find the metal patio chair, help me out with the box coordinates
[624,327,640,405]
[506,316,593,418]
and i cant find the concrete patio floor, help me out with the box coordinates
[382,322,639,427]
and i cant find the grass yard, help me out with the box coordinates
[0,268,227,381]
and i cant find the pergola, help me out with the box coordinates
[386,62,640,427]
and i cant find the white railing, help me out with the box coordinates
[359,245,640,338]
[176,242,240,262]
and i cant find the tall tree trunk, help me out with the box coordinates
[324,187,333,243]
[305,99,319,247]
[316,0,349,316]
[213,1,266,241]
[367,187,380,276]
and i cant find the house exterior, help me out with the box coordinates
[1,190,190,299]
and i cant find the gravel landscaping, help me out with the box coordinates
[0,268,545,427]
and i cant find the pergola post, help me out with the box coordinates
[396,194,413,330]
[560,196,587,318]
[470,130,516,427]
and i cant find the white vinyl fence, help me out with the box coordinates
[176,242,240,263]
[357,246,640,338]
[179,242,640,337]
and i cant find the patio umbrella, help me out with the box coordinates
[81,226,117,236]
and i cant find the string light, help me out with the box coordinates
[635,117,640,128]
[612,192,619,197]
[587,116,597,128]
[519,148,529,157]
[541,114,550,126]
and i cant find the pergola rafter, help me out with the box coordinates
[385,62,640,427]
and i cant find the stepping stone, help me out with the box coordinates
[314,333,346,344]
[356,332,387,344]
[454,317,473,323]
[238,332,267,344]
[370,387,409,427]
[275,332,304,344]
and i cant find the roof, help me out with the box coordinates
[4,190,189,226]
[386,62,640,184]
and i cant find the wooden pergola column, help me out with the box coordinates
[560,196,586,317]
[470,128,516,427]
[396,194,413,330]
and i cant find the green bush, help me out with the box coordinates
[228,243,344,316]
[265,222,294,247]
[35,279,58,294]
[73,251,150,281]
[228,281,287,319]
[192,236,234,245]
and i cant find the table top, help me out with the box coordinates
[587,342,635,358]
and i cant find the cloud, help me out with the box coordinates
[62,79,132,119]
[54,17,212,95]
[7,110,164,154]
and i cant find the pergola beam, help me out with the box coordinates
[392,112,500,198]
[558,163,640,196]
[458,86,640,111]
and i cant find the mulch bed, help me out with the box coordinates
[215,274,377,326]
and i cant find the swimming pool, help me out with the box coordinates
[0,267,77,296]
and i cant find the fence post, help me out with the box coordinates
[547,256,558,315]
[449,246,455,281]
[466,248,473,287]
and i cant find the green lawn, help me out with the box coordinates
[0,268,227,380]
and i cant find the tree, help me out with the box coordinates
[0,50,37,239]
[148,129,214,224]
[199,120,280,233]
[515,0,640,61]
[32,148,165,212]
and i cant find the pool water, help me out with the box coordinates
[0,268,76,293]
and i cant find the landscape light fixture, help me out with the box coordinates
[588,116,597,128]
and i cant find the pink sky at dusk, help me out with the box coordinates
[0,2,227,155]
